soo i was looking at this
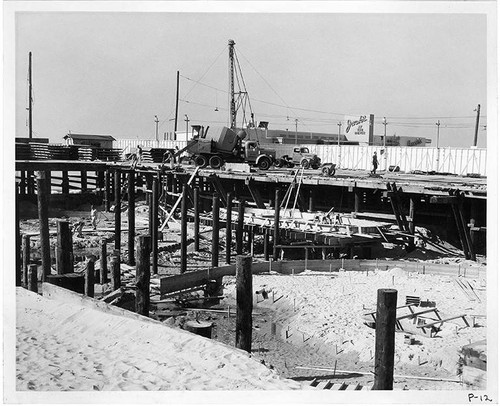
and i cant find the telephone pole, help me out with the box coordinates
[436,120,441,148]
[473,104,481,147]
[382,117,387,171]
[154,115,159,142]
[184,114,190,140]
[28,52,33,139]
[294,119,298,145]
[174,70,180,136]
[435,120,441,172]
[337,121,342,166]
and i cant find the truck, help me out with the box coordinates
[276,146,336,176]
[183,126,276,170]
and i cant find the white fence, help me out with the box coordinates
[114,139,486,176]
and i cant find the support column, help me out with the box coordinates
[236,200,245,255]
[180,185,188,274]
[127,170,136,265]
[193,187,200,252]
[263,229,270,261]
[212,195,220,268]
[354,187,361,214]
[61,171,69,195]
[15,185,22,287]
[373,288,397,390]
[114,170,121,259]
[36,171,51,281]
[85,256,95,298]
[246,227,253,256]
[110,256,120,290]
[225,192,233,264]
[19,171,26,196]
[235,255,253,353]
[81,170,87,193]
[28,264,38,293]
[273,189,280,261]
[22,235,30,287]
[55,220,74,275]
[100,240,107,284]
[104,169,111,212]
[96,171,105,198]
[135,235,152,316]
[308,189,315,212]
[151,177,159,275]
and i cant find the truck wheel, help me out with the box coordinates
[194,155,208,168]
[276,159,284,168]
[209,155,224,169]
[300,158,311,169]
[329,165,336,176]
[321,166,331,176]
[258,157,272,170]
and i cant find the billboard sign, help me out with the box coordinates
[344,115,370,144]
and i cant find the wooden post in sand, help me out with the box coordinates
[127,170,136,266]
[80,170,88,193]
[61,171,69,195]
[151,177,159,275]
[225,192,233,264]
[110,256,120,290]
[236,200,245,255]
[273,189,280,261]
[104,169,111,212]
[135,235,151,316]
[235,255,253,352]
[15,186,22,287]
[100,240,107,284]
[56,219,74,275]
[28,264,38,293]
[22,234,31,287]
[193,187,200,252]
[180,185,188,274]
[373,288,398,390]
[263,229,270,261]
[212,195,220,268]
[36,171,51,281]
[85,256,95,298]
[114,170,121,256]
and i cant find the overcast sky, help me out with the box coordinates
[14,7,490,147]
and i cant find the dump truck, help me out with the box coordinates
[183,126,276,170]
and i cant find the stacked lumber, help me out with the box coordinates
[142,148,171,163]
[460,340,486,388]
[96,148,122,162]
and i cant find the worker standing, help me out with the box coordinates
[372,151,379,175]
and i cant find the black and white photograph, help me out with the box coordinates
[3,1,498,404]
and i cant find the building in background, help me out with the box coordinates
[63,133,116,148]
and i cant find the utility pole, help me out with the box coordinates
[154,115,159,142]
[228,39,236,130]
[435,120,441,172]
[473,104,481,147]
[28,52,33,139]
[184,114,190,140]
[382,117,387,171]
[294,119,298,145]
[337,121,342,166]
[174,70,180,137]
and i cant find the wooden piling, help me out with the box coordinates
[235,255,253,352]
[81,170,88,192]
[151,177,159,275]
[135,235,152,316]
[212,195,220,268]
[225,192,233,264]
[236,200,245,255]
[114,170,121,254]
[19,171,26,195]
[264,229,270,261]
[15,185,22,287]
[127,170,135,266]
[354,188,361,213]
[180,185,188,274]
[308,189,314,212]
[110,255,120,290]
[36,171,51,281]
[104,169,111,212]
[96,171,105,198]
[246,227,253,256]
[373,288,398,390]
[194,187,200,252]
[56,219,74,275]
[28,264,38,293]
[85,256,95,298]
[100,240,107,284]
[273,189,280,261]
[22,234,30,287]
[61,171,69,195]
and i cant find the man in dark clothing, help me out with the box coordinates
[372,152,379,175]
